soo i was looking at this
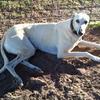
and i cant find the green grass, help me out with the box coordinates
[89,21,100,28]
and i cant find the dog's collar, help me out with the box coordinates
[70,19,77,35]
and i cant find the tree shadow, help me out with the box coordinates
[0,50,99,96]
[89,26,100,36]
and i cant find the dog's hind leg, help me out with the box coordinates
[3,55,25,86]
[7,55,43,75]
[21,60,43,73]
[0,40,24,86]
[0,67,6,73]
[6,54,43,86]
[0,49,20,74]
[3,33,43,85]
[6,64,24,86]
[0,35,9,73]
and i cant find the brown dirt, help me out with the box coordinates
[0,26,100,100]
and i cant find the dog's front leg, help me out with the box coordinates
[60,52,100,62]
[79,40,100,49]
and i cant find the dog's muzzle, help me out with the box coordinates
[70,19,84,36]
[78,32,83,36]
[78,29,84,36]
[78,27,86,36]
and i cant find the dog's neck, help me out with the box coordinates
[70,18,77,36]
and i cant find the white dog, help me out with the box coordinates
[0,13,100,86]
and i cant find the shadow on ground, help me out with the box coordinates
[0,48,99,97]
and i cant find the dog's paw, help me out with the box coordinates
[14,77,24,87]
[34,67,44,74]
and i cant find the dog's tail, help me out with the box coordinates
[0,34,9,73]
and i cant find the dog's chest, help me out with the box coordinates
[59,33,80,52]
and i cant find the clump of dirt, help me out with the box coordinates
[0,27,100,100]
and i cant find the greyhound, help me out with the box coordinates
[0,13,100,86]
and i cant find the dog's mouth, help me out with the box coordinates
[78,31,84,36]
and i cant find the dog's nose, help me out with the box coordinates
[79,31,83,36]
[79,32,83,36]
[79,29,83,36]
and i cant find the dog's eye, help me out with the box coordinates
[76,19,80,23]
[84,21,87,24]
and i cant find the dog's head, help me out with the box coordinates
[71,13,90,36]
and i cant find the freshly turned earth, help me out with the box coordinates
[0,27,100,100]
